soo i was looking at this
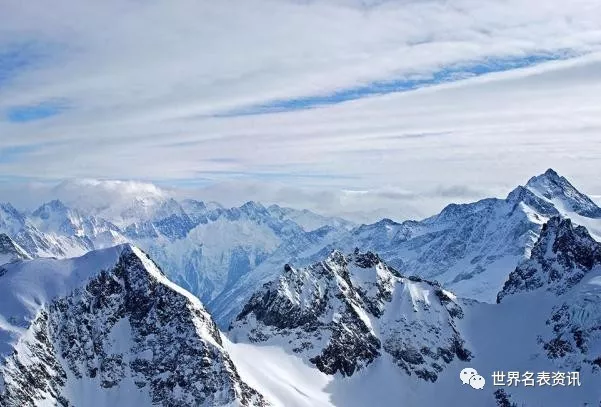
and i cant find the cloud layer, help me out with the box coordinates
[1,0,601,220]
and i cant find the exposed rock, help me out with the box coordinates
[498,217,601,302]
[231,250,470,381]
[0,246,267,407]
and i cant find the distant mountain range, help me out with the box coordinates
[0,189,353,327]
[1,169,601,327]
[0,169,600,406]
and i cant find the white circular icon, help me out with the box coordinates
[469,374,486,390]
[460,367,478,385]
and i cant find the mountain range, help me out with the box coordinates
[0,169,600,406]
[212,168,601,325]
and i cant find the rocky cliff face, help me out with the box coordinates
[0,245,267,407]
[0,234,30,266]
[230,250,471,381]
[498,217,601,301]
[497,216,601,375]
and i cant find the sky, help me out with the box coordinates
[1,0,601,222]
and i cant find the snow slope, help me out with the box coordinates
[226,223,601,406]
[227,294,600,407]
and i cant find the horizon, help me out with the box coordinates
[2,167,600,224]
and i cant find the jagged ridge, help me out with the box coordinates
[498,216,601,302]
[230,249,471,381]
[0,234,30,266]
[0,245,267,407]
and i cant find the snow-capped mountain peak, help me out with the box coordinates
[32,199,89,236]
[498,216,601,302]
[525,168,601,218]
[50,179,169,223]
[180,199,210,225]
[283,169,601,309]
[266,204,356,232]
[492,216,601,388]
[240,200,268,214]
[231,249,470,380]
[0,244,267,406]
[33,199,69,213]
[0,203,27,236]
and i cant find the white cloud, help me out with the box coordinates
[2,0,601,114]
[1,0,601,220]
[0,177,495,223]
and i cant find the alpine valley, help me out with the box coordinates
[1,169,600,406]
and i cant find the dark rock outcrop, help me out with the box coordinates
[231,250,470,381]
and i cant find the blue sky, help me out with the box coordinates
[0,40,68,123]
[221,51,577,116]
[6,100,68,123]
[0,41,46,88]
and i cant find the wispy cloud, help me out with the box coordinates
[1,0,601,219]
[220,51,578,115]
